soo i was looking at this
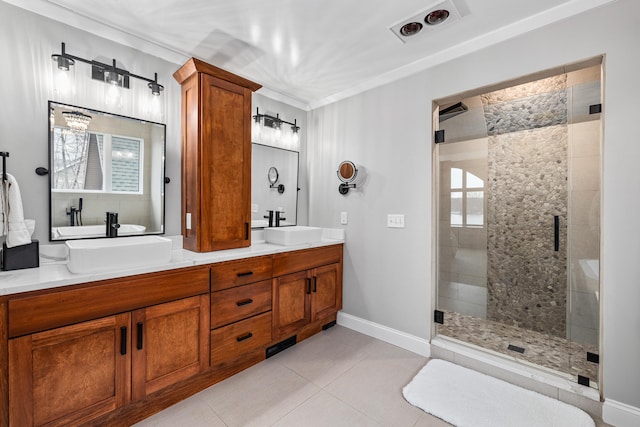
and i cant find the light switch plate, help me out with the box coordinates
[186,212,192,230]
[387,214,405,228]
[341,211,348,225]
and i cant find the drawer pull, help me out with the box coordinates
[306,278,312,294]
[313,276,318,293]
[237,271,254,277]
[236,332,253,342]
[236,298,254,307]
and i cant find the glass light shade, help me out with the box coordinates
[104,83,122,108]
[52,60,75,102]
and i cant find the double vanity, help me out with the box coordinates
[0,56,337,426]
[0,229,344,426]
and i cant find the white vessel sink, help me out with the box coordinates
[66,236,172,274]
[264,226,323,246]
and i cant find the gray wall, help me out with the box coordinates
[0,1,182,241]
[308,0,640,411]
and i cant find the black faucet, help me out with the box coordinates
[66,197,84,226]
[106,212,120,237]
[66,206,77,226]
[264,210,274,227]
[275,211,286,227]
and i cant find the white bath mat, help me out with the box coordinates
[403,359,595,427]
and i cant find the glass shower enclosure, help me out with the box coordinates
[434,60,602,388]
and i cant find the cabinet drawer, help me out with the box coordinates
[210,256,273,291]
[211,312,272,366]
[211,280,272,328]
[272,244,343,277]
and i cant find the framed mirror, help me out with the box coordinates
[251,143,299,228]
[48,101,166,240]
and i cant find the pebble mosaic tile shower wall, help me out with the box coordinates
[483,76,569,338]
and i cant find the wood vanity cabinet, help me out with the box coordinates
[272,245,343,339]
[6,267,210,427]
[173,58,262,253]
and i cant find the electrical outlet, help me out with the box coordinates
[387,214,405,228]
[341,211,348,225]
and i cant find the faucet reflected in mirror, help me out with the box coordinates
[66,197,83,226]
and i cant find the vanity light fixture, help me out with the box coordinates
[253,108,300,148]
[51,42,164,96]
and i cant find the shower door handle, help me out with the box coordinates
[554,216,559,252]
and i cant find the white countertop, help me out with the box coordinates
[0,229,344,297]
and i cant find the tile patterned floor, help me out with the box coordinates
[437,310,599,385]
[133,325,607,427]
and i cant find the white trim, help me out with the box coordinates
[336,312,430,357]
[603,399,640,427]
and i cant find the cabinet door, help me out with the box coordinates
[9,314,131,427]
[199,74,252,251]
[131,294,210,400]
[272,270,311,338]
[311,263,341,321]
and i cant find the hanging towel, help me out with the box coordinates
[1,173,32,248]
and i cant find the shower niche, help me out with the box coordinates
[433,57,602,388]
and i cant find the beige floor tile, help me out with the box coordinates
[197,359,321,427]
[271,326,376,387]
[132,395,226,427]
[325,343,427,427]
[273,390,382,427]
[412,412,455,427]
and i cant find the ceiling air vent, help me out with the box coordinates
[389,0,463,43]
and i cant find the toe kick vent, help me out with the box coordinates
[507,344,525,354]
[266,335,297,359]
[322,320,337,330]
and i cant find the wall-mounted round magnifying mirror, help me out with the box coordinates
[337,161,357,183]
[337,160,359,195]
[268,166,279,185]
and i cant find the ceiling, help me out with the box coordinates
[8,0,614,110]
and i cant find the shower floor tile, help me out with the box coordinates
[437,311,599,386]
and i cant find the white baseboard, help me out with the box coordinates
[603,399,640,427]
[336,312,430,357]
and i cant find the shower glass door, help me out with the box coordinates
[435,63,601,388]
